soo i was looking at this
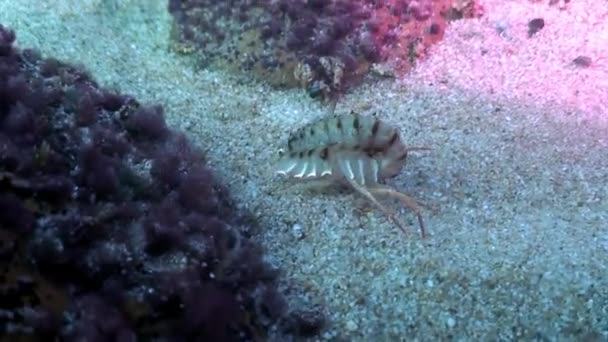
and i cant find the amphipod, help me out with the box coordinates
[276,111,430,238]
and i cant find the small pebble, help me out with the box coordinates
[292,223,304,239]
[322,331,334,340]
[447,317,456,328]
[346,320,358,331]
[495,19,509,37]
[527,18,545,37]
[572,55,592,68]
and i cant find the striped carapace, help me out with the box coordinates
[276,111,430,238]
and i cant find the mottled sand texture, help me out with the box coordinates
[1,0,606,340]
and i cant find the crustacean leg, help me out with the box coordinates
[344,174,427,238]
[368,184,426,238]
[344,177,412,236]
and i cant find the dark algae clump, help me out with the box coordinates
[0,24,323,341]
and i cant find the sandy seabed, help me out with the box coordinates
[1,0,606,340]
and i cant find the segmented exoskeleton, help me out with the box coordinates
[276,111,430,238]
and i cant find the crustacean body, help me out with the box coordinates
[276,111,430,238]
